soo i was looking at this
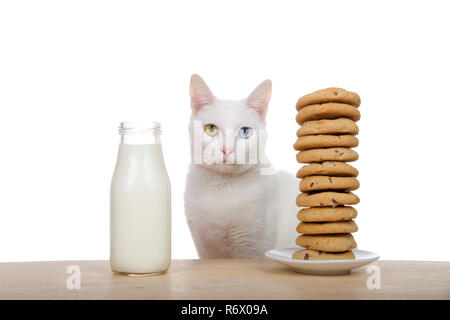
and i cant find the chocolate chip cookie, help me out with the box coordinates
[296,162,359,178]
[296,233,357,252]
[294,134,359,151]
[296,103,361,125]
[296,148,359,163]
[296,118,359,137]
[297,206,357,222]
[296,87,361,111]
[292,249,355,260]
[296,191,360,207]
[296,220,358,234]
[299,176,360,192]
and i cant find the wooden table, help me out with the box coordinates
[0,259,448,299]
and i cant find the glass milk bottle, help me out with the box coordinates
[110,122,171,275]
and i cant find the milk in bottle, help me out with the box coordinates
[110,122,171,275]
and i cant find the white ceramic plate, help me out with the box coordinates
[265,247,379,275]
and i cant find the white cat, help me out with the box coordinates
[184,74,298,258]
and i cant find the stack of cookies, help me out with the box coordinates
[293,87,361,261]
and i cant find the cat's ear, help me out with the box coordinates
[190,74,214,114]
[246,79,272,120]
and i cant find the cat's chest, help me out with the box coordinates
[192,179,264,215]
[185,167,273,224]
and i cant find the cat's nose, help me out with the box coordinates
[222,149,233,157]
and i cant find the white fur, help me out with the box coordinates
[184,75,298,258]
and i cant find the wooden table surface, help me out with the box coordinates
[0,259,448,299]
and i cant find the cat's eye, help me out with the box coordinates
[204,123,219,136]
[239,127,252,139]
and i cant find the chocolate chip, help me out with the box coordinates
[333,91,338,96]
[304,253,309,260]
[310,182,314,187]
[329,177,333,183]
[332,199,338,204]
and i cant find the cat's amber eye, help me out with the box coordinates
[204,123,219,136]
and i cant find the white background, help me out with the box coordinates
[0,0,449,262]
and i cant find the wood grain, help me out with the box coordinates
[0,259,448,299]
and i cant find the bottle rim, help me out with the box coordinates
[118,122,162,135]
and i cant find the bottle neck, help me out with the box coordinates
[118,122,162,145]
[121,134,161,145]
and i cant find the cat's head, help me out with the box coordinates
[189,74,271,175]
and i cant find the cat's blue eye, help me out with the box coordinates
[239,127,252,139]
